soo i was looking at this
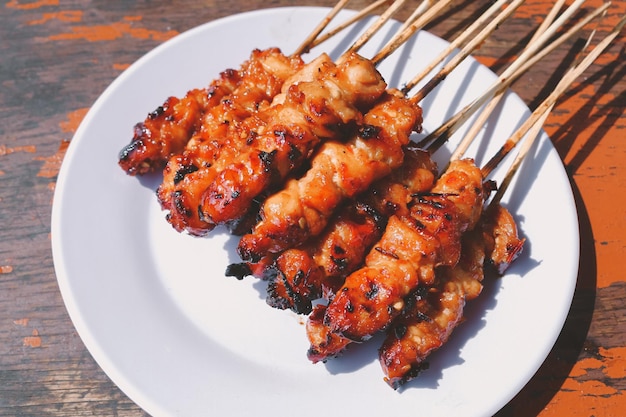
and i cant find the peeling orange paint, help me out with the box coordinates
[600,347,626,379]
[473,54,500,69]
[538,346,626,416]
[570,356,604,377]
[36,140,69,178]
[28,10,83,25]
[13,318,29,326]
[541,390,626,417]
[515,0,626,28]
[46,21,178,43]
[0,265,14,274]
[113,62,131,71]
[123,15,143,22]
[5,0,58,10]
[23,329,41,348]
[0,144,37,156]
[59,107,88,133]
[563,378,618,397]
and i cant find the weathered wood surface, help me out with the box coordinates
[0,0,624,415]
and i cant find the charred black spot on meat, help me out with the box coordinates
[333,245,346,255]
[375,246,399,259]
[267,269,313,314]
[258,150,277,172]
[173,190,192,218]
[246,130,258,145]
[331,255,348,270]
[393,324,407,339]
[148,105,165,119]
[365,282,379,300]
[390,363,429,390]
[173,164,199,184]
[288,143,303,164]
[358,124,381,140]
[118,140,140,162]
[292,270,305,286]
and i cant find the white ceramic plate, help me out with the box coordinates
[51,7,579,417]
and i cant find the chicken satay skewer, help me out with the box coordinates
[375,17,624,387]
[305,4,600,356]
[236,0,522,261]
[161,1,436,234]
[118,0,388,175]
[188,0,462,236]
[379,205,524,388]
[260,147,438,314]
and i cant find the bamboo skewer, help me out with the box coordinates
[401,0,517,95]
[389,0,434,37]
[302,0,393,53]
[293,0,353,56]
[418,0,596,153]
[484,13,625,207]
[343,0,410,56]
[448,0,585,162]
[408,0,528,102]
[371,0,456,65]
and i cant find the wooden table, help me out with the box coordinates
[1,0,624,415]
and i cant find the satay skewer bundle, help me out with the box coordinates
[116,0,624,388]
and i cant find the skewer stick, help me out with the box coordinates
[408,0,527,102]
[401,0,512,94]
[448,0,570,161]
[293,0,353,56]
[303,0,393,52]
[392,0,434,35]
[371,0,456,65]
[418,0,592,152]
[343,0,409,56]
[483,13,625,205]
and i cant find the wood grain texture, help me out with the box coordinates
[1,0,624,415]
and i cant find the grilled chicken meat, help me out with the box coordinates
[156,48,306,235]
[379,228,485,388]
[119,48,299,175]
[379,203,523,388]
[159,52,386,235]
[238,89,422,261]
[481,203,525,273]
[322,159,485,342]
[264,147,437,314]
